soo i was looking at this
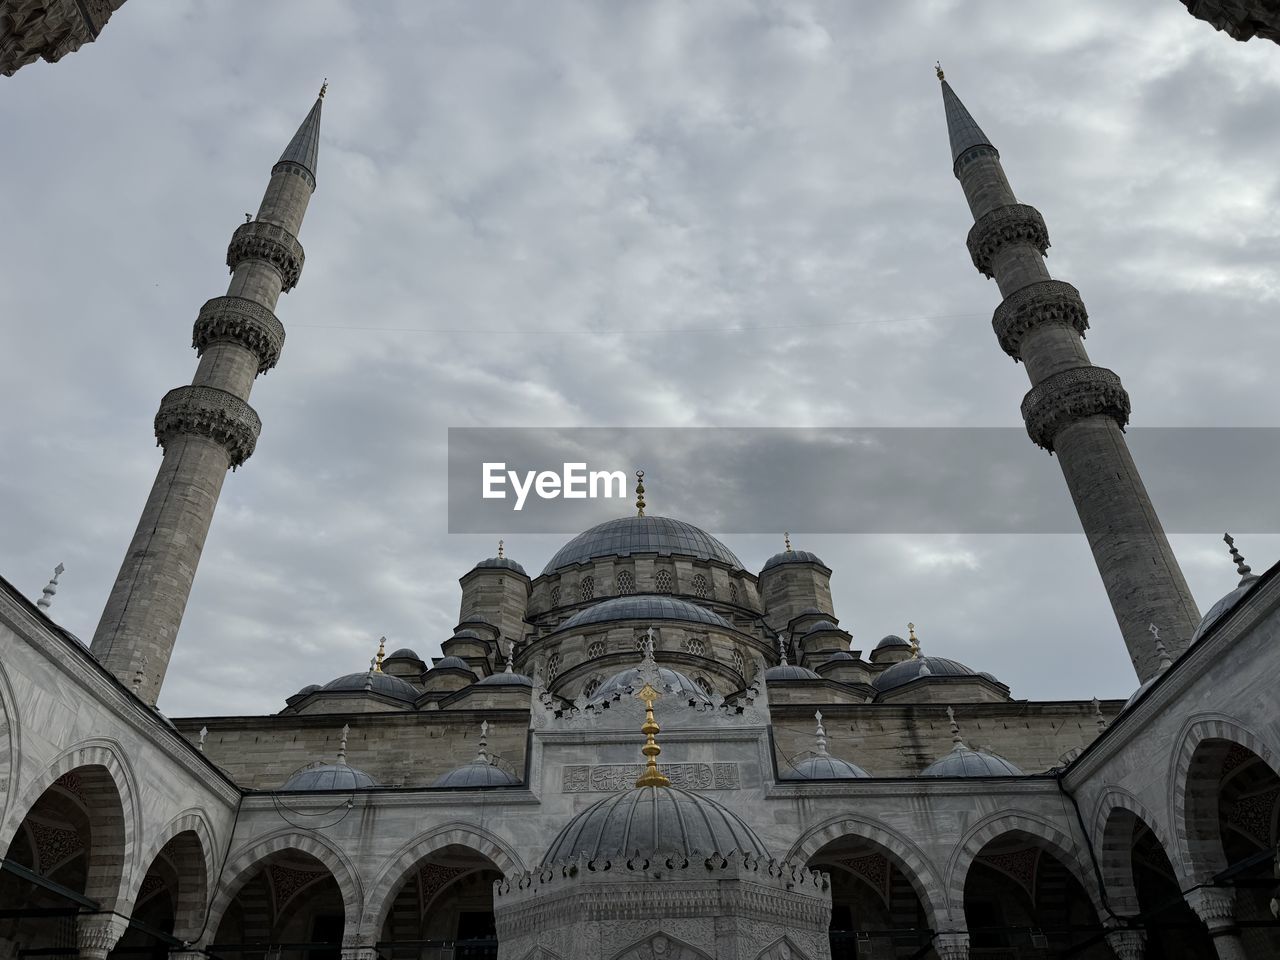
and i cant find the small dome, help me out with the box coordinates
[292,683,322,697]
[762,549,826,572]
[478,668,533,687]
[321,671,419,701]
[542,516,744,575]
[803,619,841,636]
[473,556,529,576]
[876,635,909,650]
[282,763,378,791]
[384,648,422,661]
[1124,676,1157,710]
[542,786,769,864]
[1192,576,1259,643]
[764,663,822,681]
[784,755,869,780]
[873,656,995,692]
[432,759,519,788]
[558,596,732,633]
[589,666,711,705]
[430,656,475,673]
[824,651,854,663]
[922,745,1022,777]
[451,627,485,640]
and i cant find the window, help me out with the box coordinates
[731,649,745,675]
[684,637,706,656]
[616,570,635,595]
[691,574,709,598]
[583,676,601,697]
[655,570,673,593]
[549,585,561,607]
[729,582,739,604]
[587,640,605,658]
[580,576,594,601]
[695,676,713,695]
[546,653,561,681]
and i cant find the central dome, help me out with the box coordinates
[541,516,744,576]
[542,786,769,864]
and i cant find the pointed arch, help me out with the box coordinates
[1090,789,1175,914]
[610,932,712,960]
[202,828,363,947]
[785,813,949,928]
[131,809,217,940]
[0,659,20,826]
[756,936,812,959]
[945,810,1104,920]
[361,821,525,931]
[0,738,141,913]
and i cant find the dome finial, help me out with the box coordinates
[375,637,386,672]
[777,632,790,667]
[36,562,65,611]
[337,723,350,765]
[935,61,945,81]
[814,710,828,756]
[634,681,671,788]
[1149,623,1173,672]
[1092,696,1106,732]
[946,705,967,748]
[318,78,328,100]
[635,470,646,517]
[197,726,208,753]
[364,658,375,691]
[908,622,920,659]
[1224,532,1253,584]
[477,719,490,763]
[497,538,505,559]
[784,531,793,554]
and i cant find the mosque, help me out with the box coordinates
[1,62,1278,960]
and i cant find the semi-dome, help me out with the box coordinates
[557,596,733,633]
[541,516,744,575]
[473,556,529,576]
[321,671,419,701]
[762,549,826,571]
[432,758,519,788]
[876,634,910,650]
[873,656,995,692]
[785,755,869,780]
[922,745,1022,777]
[542,785,770,864]
[282,763,378,790]
[765,662,821,681]
[589,665,712,705]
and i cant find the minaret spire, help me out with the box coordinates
[939,73,1200,681]
[91,90,325,702]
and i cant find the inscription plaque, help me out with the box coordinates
[562,762,741,793]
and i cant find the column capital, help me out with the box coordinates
[934,931,970,960]
[1104,927,1146,960]
[76,914,129,959]
[1186,886,1237,927]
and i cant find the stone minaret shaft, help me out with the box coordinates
[91,90,324,702]
[940,73,1200,681]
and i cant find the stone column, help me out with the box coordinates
[934,930,970,960]
[341,934,379,960]
[1186,888,1249,960]
[76,914,129,960]
[1105,927,1146,960]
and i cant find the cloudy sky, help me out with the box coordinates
[3,1,1278,717]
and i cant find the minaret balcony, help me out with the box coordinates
[192,296,286,373]
[966,202,1049,278]
[226,220,305,291]
[992,279,1090,359]
[154,385,262,469]
[1019,366,1131,452]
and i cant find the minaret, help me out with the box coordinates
[91,85,326,702]
[937,67,1200,681]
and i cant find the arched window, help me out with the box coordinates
[731,649,745,675]
[691,574,710,598]
[549,585,561,607]
[728,582,740,604]
[695,676,714,695]
[654,570,673,594]
[684,637,706,656]
[583,676,602,697]
[616,570,635,595]
[546,653,561,681]
[580,576,594,601]
[587,640,605,658]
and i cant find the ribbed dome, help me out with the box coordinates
[824,651,854,663]
[542,516,744,575]
[762,549,825,571]
[922,745,1022,777]
[873,657,994,692]
[282,763,377,791]
[784,755,869,780]
[558,596,732,633]
[876,634,909,650]
[292,683,322,698]
[321,671,419,701]
[542,786,769,864]
[589,666,711,705]
[764,663,821,681]
[432,759,519,788]
[473,556,528,576]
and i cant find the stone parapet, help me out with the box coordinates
[966,203,1050,278]
[992,279,1089,359]
[226,220,305,291]
[192,296,285,373]
[154,385,261,468]
[1020,366,1130,452]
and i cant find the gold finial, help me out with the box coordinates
[635,470,646,517]
[318,78,328,100]
[497,538,505,559]
[935,61,945,81]
[784,531,793,554]
[908,622,920,659]
[375,636,386,672]
[634,681,671,788]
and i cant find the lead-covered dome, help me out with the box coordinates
[922,745,1022,777]
[1192,576,1259,643]
[558,596,733,633]
[873,656,993,692]
[542,786,769,864]
[432,758,519,788]
[762,549,826,571]
[541,516,744,575]
[321,671,419,701]
[473,556,529,576]
[785,755,869,780]
[282,763,378,790]
[588,665,712,705]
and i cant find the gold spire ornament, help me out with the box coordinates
[497,538,505,559]
[375,636,386,672]
[634,681,671,788]
[319,78,328,99]
[935,61,945,81]
[908,622,920,659]
[635,470,646,517]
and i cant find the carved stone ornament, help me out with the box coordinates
[1104,928,1147,960]
[966,203,1050,278]
[154,385,262,468]
[992,279,1089,359]
[226,219,305,291]
[1020,366,1130,452]
[192,296,286,373]
[933,932,970,960]
[76,914,130,958]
